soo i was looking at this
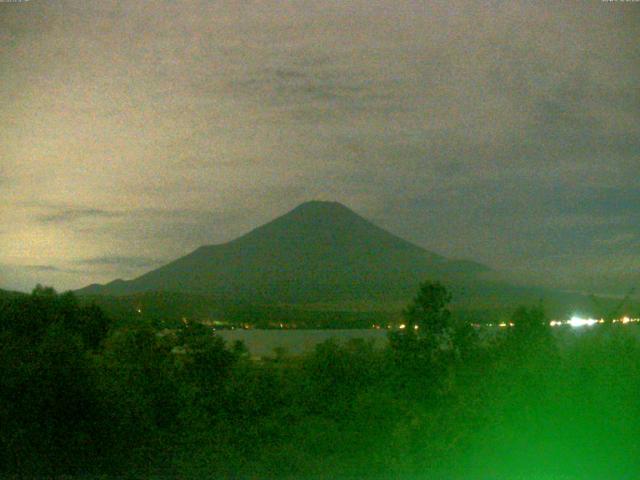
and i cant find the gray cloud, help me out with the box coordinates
[77,256,165,269]
[593,234,639,248]
[22,265,63,273]
[36,208,121,224]
[1,0,639,293]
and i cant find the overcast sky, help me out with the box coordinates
[1,0,639,293]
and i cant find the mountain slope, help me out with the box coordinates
[77,201,489,303]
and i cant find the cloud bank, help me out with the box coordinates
[1,0,638,293]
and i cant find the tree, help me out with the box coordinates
[77,303,111,350]
[0,286,109,475]
[510,305,549,340]
[389,281,454,386]
[403,280,452,337]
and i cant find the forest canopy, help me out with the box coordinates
[1,285,639,478]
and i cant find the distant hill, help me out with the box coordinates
[75,201,626,323]
[77,201,491,303]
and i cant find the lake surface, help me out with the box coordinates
[217,324,640,357]
[217,329,388,356]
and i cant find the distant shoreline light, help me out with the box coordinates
[465,316,640,329]
[550,316,639,328]
[567,316,598,328]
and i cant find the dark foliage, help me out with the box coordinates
[402,280,453,335]
[1,284,640,478]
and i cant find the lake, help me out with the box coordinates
[217,324,640,357]
[217,328,388,356]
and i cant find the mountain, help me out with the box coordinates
[77,201,490,303]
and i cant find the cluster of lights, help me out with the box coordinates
[548,316,640,328]
[397,324,420,330]
[566,316,600,328]
[474,323,514,328]
[466,316,640,329]
[613,316,639,325]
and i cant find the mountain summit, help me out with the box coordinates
[77,201,489,302]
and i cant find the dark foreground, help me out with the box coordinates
[1,287,639,479]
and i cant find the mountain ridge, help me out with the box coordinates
[77,201,489,302]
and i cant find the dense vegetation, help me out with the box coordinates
[1,283,640,478]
